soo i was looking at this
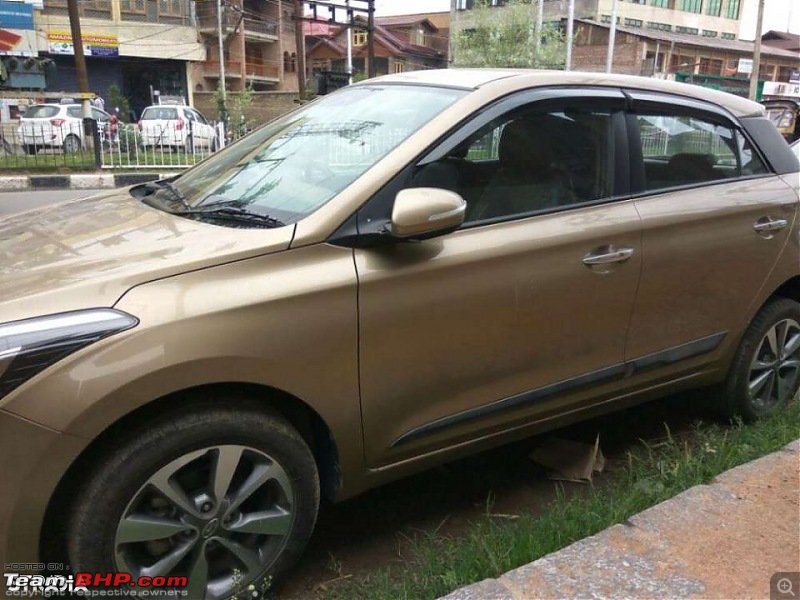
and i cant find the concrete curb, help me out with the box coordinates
[0,172,181,191]
[440,439,800,600]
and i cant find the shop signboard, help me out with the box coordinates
[48,31,119,58]
[0,0,36,57]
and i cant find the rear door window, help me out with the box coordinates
[636,113,768,191]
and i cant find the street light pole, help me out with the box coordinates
[217,0,227,104]
[606,0,617,73]
[749,0,765,101]
[565,0,575,71]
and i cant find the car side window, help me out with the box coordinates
[411,106,617,224]
[67,107,82,119]
[636,113,767,191]
[91,108,108,122]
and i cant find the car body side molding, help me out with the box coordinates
[391,331,728,447]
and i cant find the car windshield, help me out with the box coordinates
[167,84,467,225]
[25,106,59,119]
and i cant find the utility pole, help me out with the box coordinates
[606,0,617,73]
[565,0,574,71]
[749,0,765,101]
[67,0,93,152]
[294,0,307,98]
[216,0,226,105]
[367,0,375,78]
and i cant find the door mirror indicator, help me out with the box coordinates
[390,188,466,240]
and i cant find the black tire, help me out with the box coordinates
[66,398,320,598]
[63,134,81,154]
[25,144,37,155]
[719,297,800,420]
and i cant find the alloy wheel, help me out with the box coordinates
[748,318,800,409]
[114,445,294,599]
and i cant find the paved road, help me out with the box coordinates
[0,188,110,218]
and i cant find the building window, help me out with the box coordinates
[646,21,672,31]
[721,32,736,39]
[725,0,740,19]
[353,30,368,46]
[650,0,669,7]
[291,53,297,73]
[394,61,405,73]
[680,0,702,13]
[702,29,718,37]
[706,0,722,16]
[676,26,699,34]
[283,51,291,72]
[628,0,646,4]
[625,18,643,27]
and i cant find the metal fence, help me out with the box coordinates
[0,121,101,170]
[99,121,224,169]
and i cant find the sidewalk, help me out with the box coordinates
[0,172,180,191]
[442,439,800,600]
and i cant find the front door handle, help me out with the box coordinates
[582,246,635,267]
[754,217,788,234]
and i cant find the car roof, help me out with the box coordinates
[370,69,765,118]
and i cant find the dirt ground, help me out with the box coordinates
[277,393,709,599]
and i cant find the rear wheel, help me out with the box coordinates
[63,134,81,154]
[25,144,37,155]
[66,400,320,599]
[720,298,800,420]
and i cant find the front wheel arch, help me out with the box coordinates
[40,382,340,569]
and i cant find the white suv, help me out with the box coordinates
[138,105,218,152]
[19,104,111,154]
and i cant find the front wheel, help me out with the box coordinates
[720,298,800,420]
[66,400,320,599]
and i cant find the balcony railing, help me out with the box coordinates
[120,0,193,26]
[245,62,280,80]
[43,0,112,19]
[204,60,243,78]
[244,16,279,37]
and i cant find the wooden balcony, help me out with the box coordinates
[204,60,242,79]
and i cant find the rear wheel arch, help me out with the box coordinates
[40,381,341,564]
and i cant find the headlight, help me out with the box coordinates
[0,309,138,400]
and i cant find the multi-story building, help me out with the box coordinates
[453,0,743,43]
[35,0,204,118]
[193,0,300,94]
[451,0,799,94]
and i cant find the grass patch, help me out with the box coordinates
[327,405,800,600]
[0,153,98,172]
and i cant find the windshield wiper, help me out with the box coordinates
[180,205,286,228]
[143,180,191,211]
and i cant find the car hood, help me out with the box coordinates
[0,188,294,323]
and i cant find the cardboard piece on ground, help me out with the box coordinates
[529,435,605,483]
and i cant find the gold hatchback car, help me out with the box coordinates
[2,70,799,598]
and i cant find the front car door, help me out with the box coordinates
[623,91,798,380]
[354,88,644,467]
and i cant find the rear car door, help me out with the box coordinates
[354,88,644,466]
[624,91,798,372]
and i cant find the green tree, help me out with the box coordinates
[452,0,567,69]
[107,83,131,123]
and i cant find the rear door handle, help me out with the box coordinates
[753,217,788,234]
[582,246,635,266]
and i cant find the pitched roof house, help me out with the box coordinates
[305,14,448,79]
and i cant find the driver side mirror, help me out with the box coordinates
[390,188,467,240]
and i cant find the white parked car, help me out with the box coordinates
[19,104,111,154]
[138,105,218,152]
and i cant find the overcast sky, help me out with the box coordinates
[373,0,800,36]
[375,0,449,16]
